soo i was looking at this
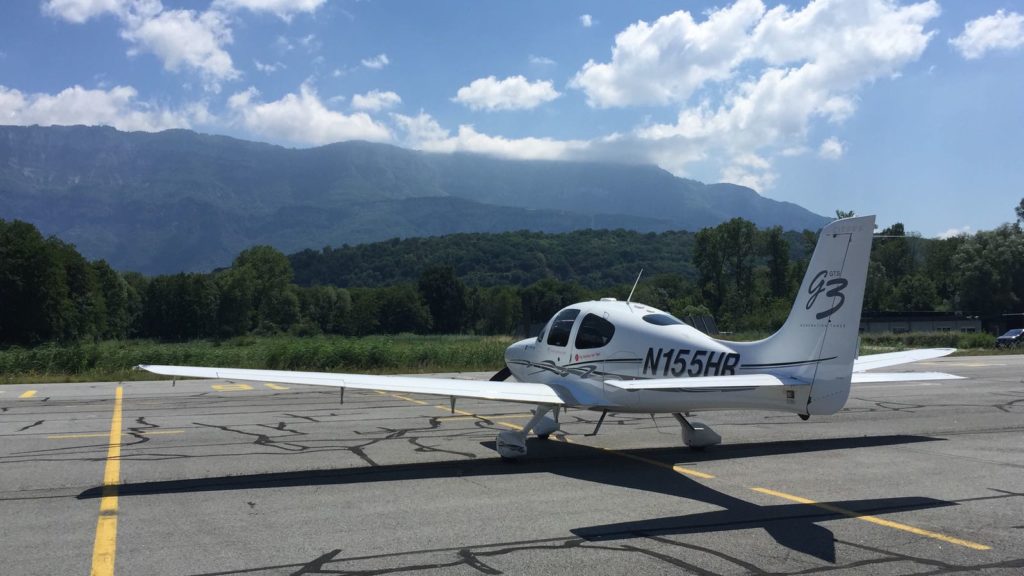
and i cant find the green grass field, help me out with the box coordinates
[0,335,515,384]
[0,331,1013,384]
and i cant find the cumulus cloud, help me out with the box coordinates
[392,112,589,160]
[937,225,972,239]
[950,10,1024,59]
[571,0,765,108]
[351,89,401,112]
[576,0,938,187]
[0,84,195,131]
[121,9,239,90]
[580,14,593,28]
[228,84,392,145]
[453,75,560,111]
[254,60,284,74]
[529,55,556,66]
[213,0,326,20]
[361,53,390,69]
[43,1,239,91]
[41,0,128,23]
[818,137,844,159]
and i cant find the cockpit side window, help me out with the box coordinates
[575,314,615,349]
[546,309,580,347]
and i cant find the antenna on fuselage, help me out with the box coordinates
[626,268,644,304]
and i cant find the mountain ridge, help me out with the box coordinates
[0,125,829,274]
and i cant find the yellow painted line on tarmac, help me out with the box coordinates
[211,383,253,392]
[389,393,428,405]
[751,487,991,551]
[90,386,123,576]
[434,412,534,421]
[264,383,289,390]
[423,397,715,478]
[382,390,987,551]
[19,390,37,399]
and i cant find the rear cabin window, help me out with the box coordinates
[643,313,685,326]
[575,314,615,349]
[546,309,580,347]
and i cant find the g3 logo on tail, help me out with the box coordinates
[806,270,848,320]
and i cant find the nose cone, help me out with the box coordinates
[504,338,535,379]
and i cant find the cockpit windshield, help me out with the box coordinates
[546,309,580,347]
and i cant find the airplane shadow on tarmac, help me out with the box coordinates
[78,434,951,563]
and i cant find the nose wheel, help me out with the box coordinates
[495,405,559,459]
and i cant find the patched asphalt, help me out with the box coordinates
[1,355,1023,575]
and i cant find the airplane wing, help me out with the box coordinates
[853,348,955,371]
[603,373,795,391]
[137,365,565,405]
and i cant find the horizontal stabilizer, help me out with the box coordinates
[852,371,963,383]
[853,348,955,372]
[138,365,565,405]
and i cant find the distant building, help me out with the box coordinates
[859,311,981,334]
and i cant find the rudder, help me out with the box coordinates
[723,215,875,415]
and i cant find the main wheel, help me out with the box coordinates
[537,433,550,441]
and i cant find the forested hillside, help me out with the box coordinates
[4,205,1022,349]
[289,229,807,288]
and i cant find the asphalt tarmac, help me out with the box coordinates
[1,355,1022,575]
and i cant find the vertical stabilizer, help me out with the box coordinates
[723,215,875,415]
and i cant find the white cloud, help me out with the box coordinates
[41,0,127,23]
[453,75,560,111]
[254,60,284,74]
[580,14,593,28]
[121,9,239,90]
[43,2,238,91]
[275,35,294,51]
[937,225,972,239]
[351,89,402,112]
[950,10,1024,60]
[361,53,390,69]
[721,164,777,192]
[582,0,938,186]
[529,55,556,66]
[213,0,326,20]
[228,84,392,146]
[818,137,844,159]
[0,84,195,131]
[571,0,766,108]
[298,33,319,51]
[392,112,589,161]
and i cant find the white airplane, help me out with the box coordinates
[140,215,960,459]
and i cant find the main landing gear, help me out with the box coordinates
[495,405,560,459]
[672,413,722,449]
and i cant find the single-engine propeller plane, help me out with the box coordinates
[140,215,961,459]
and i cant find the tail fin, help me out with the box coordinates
[723,215,875,415]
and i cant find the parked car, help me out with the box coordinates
[995,328,1023,348]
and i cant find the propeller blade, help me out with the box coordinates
[489,366,512,381]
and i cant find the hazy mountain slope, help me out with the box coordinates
[0,125,829,274]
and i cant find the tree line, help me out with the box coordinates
[2,201,1022,346]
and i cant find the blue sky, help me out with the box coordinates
[2,1,1023,236]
